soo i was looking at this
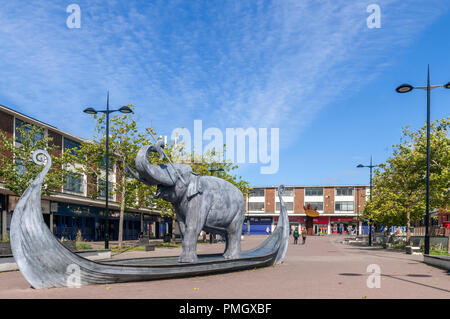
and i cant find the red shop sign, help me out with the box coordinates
[330,217,356,222]
[312,216,329,224]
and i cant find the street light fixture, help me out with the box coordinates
[208,167,224,175]
[357,156,379,247]
[83,92,133,249]
[396,65,449,255]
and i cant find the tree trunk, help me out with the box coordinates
[118,172,127,249]
[406,207,411,246]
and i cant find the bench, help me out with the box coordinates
[145,243,156,251]
[405,246,421,255]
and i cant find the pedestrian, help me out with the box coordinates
[301,227,307,245]
[293,227,299,244]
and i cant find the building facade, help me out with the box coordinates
[244,185,370,235]
[0,104,171,242]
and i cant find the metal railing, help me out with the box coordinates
[412,226,448,237]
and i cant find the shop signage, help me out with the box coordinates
[330,217,357,222]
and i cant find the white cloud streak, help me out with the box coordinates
[0,0,447,147]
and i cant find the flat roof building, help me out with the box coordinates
[0,104,170,242]
[244,185,369,235]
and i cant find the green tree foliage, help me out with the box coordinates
[363,117,449,243]
[69,108,159,248]
[0,123,70,196]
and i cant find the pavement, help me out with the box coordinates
[0,235,448,299]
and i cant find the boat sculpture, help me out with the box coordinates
[10,150,289,289]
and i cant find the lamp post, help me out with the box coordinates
[83,92,133,249]
[396,65,450,255]
[357,156,379,246]
[207,167,224,175]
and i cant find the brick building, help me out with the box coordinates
[244,185,370,235]
[0,104,171,242]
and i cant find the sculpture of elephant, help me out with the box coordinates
[128,144,245,263]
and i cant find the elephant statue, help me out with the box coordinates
[128,144,245,263]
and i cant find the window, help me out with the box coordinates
[64,172,83,194]
[250,188,265,197]
[98,179,113,199]
[283,188,294,196]
[305,188,323,196]
[14,158,26,175]
[248,202,265,212]
[305,202,323,211]
[335,201,354,211]
[276,202,294,211]
[15,119,44,144]
[64,137,81,155]
[335,187,354,196]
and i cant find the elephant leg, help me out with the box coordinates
[178,204,207,263]
[177,219,186,240]
[223,211,244,259]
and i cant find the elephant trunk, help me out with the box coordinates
[135,145,176,187]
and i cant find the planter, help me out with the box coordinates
[61,240,77,252]
[0,242,12,256]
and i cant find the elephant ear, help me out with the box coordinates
[187,172,203,200]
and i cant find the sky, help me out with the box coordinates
[0,0,449,187]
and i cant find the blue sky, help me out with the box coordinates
[0,0,449,187]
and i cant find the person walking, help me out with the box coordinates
[301,227,307,245]
[293,227,299,244]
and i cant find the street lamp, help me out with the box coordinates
[357,156,379,246]
[207,167,224,175]
[83,92,133,249]
[396,65,450,255]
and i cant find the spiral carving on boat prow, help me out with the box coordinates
[32,149,50,166]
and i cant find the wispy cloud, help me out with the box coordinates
[0,0,448,148]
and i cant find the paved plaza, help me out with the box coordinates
[0,235,448,299]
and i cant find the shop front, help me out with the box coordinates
[312,216,330,235]
[330,216,359,235]
[243,216,273,235]
[274,216,330,235]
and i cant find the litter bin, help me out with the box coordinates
[163,234,171,243]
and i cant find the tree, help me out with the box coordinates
[0,123,71,196]
[363,117,449,244]
[69,109,157,248]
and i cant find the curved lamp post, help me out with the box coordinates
[357,156,380,246]
[396,65,450,255]
[83,92,133,249]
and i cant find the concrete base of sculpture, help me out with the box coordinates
[10,150,289,288]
